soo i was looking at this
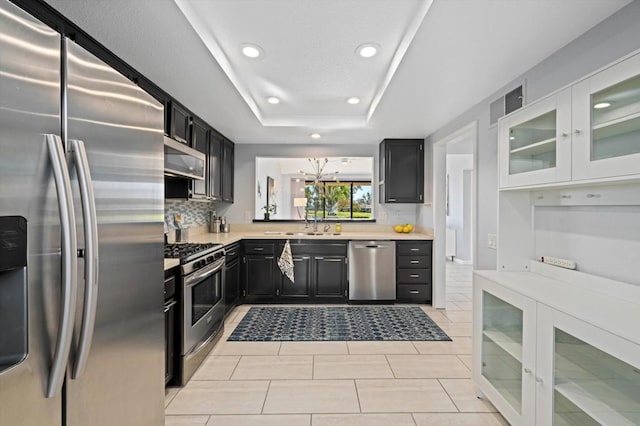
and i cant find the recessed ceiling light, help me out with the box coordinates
[310,133,321,139]
[347,97,360,105]
[594,102,611,109]
[241,44,263,58]
[267,96,280,104]
[356,43,379,58]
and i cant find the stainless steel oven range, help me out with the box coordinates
[164,242,225,384]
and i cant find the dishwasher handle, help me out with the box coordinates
[353,244,392,249]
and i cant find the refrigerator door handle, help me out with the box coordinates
[69,139,99,380]
[45,134,78,398]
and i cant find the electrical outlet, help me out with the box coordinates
[487,233,497,250]
[244,210,251,220]
[539,256,576,270]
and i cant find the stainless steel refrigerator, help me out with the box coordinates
[0,0,165,424]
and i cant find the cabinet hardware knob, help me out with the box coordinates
[523,367,532,374]
[574,129,582,134]
[535,377,543,384]
[561,132,569,137]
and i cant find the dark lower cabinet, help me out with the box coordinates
[164,270,177,386]
[241,240,348,303]
[224,243,240,316]
[243,255,277,303]
[279,256,312,299]
[313,256,348,300]
[395,240,432,303]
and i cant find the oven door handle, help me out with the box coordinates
[184,259,225,287]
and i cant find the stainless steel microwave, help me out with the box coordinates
[164,136,205,180]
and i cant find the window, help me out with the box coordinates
[305,181,372,220]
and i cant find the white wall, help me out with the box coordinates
[446,154,473,262]
[218,144,418,225]
[418,1,640,270]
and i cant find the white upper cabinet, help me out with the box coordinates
[499,51,640,189]
[499,89,572,188]
[572,53,640,181]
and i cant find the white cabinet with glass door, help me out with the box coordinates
[499,89,572,188]
[536,304,640,426]
[572,52,640,181]
[473,275,537,426]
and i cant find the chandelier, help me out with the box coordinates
[298,158,341,185]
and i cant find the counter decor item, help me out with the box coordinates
[262,204,275,221]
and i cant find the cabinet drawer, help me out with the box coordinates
[243,242,275,255]
[396,284,432,302]
[286,241,347,256]
[397,269,431,284]
[164,275,176,300]
[397,242,432,255]
[397,255,431,269]
[225,243,241,261]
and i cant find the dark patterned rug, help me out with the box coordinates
[227,306,451,341]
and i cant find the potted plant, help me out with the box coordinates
[262,204,275,221]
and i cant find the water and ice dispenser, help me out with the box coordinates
[0,216,28,373]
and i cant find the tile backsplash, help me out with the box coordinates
[165,200,215,231]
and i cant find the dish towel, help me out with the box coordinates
[277,239,295,283]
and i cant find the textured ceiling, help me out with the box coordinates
[43,0,632,144]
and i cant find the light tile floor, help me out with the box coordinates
[165,262,508,425]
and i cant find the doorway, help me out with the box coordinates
[432,122,477,309]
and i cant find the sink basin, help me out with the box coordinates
[285,232,342,236]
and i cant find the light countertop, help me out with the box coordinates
[164,226,433,271]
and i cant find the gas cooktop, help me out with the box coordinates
[164,243,220,260]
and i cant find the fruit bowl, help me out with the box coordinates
[393,224,414,233]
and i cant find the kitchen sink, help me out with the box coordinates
[285,232,342,236]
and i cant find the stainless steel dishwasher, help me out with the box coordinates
[348,241,396,301]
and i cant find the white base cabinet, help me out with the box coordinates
[474,271,640,426]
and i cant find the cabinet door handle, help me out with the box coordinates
[410,248,420,252]
[409,290,420,294]
[410,260,420,264]
[265,256,274,260]
[322,258,343,262]
[254,247,264,251]
[410,274,420,278]
[388,198,396,201]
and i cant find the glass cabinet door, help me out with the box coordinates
[573,52,640,180]
[590,73,640,162]
[553,329,640,425]
[481,291,524,412]
[499,89,572,188]
[508,110,557,175]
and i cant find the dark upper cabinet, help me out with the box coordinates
[379,139,424,203]
[222,139,234,203]
[208,134,234,203]
[190,118,209,199]
[169,101,191,145]
[209,133,222,201]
